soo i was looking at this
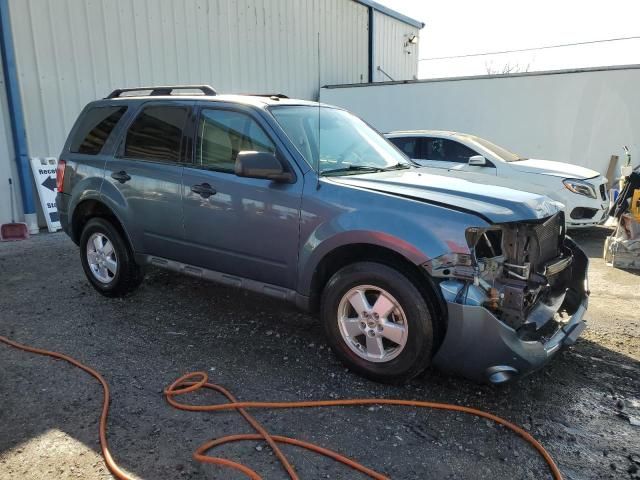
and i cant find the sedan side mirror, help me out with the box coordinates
[468,155,487,166]
[235,151,293,182]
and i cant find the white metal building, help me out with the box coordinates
[321,65,640,178]
[0,0,423,230]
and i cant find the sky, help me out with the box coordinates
[379,0,640,78]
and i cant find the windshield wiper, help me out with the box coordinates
[321,165,384,176]
[321,163,413,176]
[382,162,412,171]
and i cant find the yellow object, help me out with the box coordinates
[632,189,640,221]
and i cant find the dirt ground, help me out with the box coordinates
[1,228,638,480]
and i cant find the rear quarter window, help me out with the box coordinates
[70,106,128,155]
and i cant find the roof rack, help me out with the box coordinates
[105,85,217,99]
[244,93,289,100]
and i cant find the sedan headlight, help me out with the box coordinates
[563,178,597,199]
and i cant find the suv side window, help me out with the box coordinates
[195,109,276,172]
[124,106,188,163]
[389,136,420,158]
[70,106,127,155]
[424,138,478,163]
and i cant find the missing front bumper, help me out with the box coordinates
[432,239,589,384]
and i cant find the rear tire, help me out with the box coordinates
[79,218,143,297]
[321,262,435,384]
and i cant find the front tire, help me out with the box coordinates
[79,218,143,297]
[321,262,435,384]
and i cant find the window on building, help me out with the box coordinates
[124,106,188,162]
[70,106,127,155]
[196,109,275,172]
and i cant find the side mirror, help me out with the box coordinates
[235,151,293,182]
[468,155,487,166]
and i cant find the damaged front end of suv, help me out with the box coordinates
[427,211,589,383]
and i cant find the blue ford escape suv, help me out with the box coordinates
[56,85,588,384]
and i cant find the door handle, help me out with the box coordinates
[111,171,131,183]
[191,182,217,198]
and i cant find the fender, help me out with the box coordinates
[98,179,144,252]
[70,196,135,254]
[67,178,103,241]
[296,207,473,296]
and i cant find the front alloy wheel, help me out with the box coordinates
[337,285,408,363]
[321,262,436,384]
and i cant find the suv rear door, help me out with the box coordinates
[103,102,190,258]
[180,104,302,289]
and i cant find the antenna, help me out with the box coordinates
[316,27,321,189]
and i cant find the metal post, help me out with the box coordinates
[0,0,38,233]
[368,6,374,83]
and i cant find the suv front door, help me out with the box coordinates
[104,102,190,258]
[180,105,302,289]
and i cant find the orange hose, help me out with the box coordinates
[1,335,562,480]
[0,335,131,480]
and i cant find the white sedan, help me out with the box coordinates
[385,130,609,228]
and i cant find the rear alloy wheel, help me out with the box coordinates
[86,232,118,284]
[321,262,435,384]
[79,218,143,297]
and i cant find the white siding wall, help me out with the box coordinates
[0,59,23,225]
[321,67,640,176]
[372,10,418,82]
[7,0,370,159]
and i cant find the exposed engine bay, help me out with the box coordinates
[426,212,583,339]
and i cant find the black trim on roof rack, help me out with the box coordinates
[105,85,217,99]
[243,93,289,99]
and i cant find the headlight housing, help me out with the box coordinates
[563,178,597,199]
[423,252,474,279]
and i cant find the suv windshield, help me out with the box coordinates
[270,105,412,175]
[467,135,525,162]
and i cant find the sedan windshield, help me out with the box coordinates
[270,105,412,175]
[467,135,525,162]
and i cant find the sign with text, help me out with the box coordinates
[30,157,61,233]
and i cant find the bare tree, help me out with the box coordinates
[484,61,531,75]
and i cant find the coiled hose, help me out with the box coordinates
[0,335,562,480]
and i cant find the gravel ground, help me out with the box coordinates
[0,229,638,480]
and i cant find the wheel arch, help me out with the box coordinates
[305,241,447,344]
[71,199,132,251]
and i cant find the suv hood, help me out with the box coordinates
[508,158,599,179]
[329,170,562,224]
